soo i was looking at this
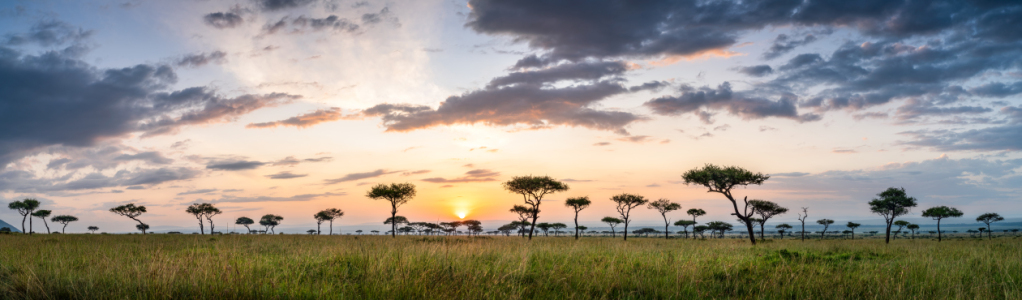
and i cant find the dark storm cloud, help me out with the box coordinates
[254,0,314,12]
[323,169,397,185]
[486,61,629,88]
[970,82,1022,98]
[203,12,243,29]
[206,160,265,171]
[735,65,773,77]
[175,51,227,67]
[3,21,92,47]
[0,44,299,168]
[900,106,1022,152]
[762,34,819,60]
[421,169,500,183]
[643,82,819,122]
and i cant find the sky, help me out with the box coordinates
[1,0,1021,233]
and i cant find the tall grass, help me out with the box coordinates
[0,234,1018,299]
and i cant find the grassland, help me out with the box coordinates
[0,234,1019,299]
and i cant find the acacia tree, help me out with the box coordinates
[366,183,416,238]
[323,208,344,235]
[8,199,40,234]
[259,214,283,234]
[185,203,208,234]
[564,196,591,240]
[674,220,696,238]
[816,219,834,239]
[502,176,569,241]
[87,226,99,234]
[536,222,552,236]
[687,208,706,223]
[868,187,918,244]
[647,199,681,239]
[203,204,222,234]
[31,210,52,234]
[776,223,793,239]
[509,205,533,237]
[693,225,709,238]
[846,222,861,240]
[682,164,769,245]
[749,200,788,240]
[439,221,461,235]
[907,224,920,239]
[462,220,483,236]
[611,193,649,241]
[314,211,332,235]
[110,203,148,234]
[601,217,623,237]
[51,215,78,233]
[797,207,808,241]
[235,217,255,233]
[706,221,732,238]
[892,220,910,240]
[920,206,963,242]
[550,223,567,236]
[976,213,1004,239]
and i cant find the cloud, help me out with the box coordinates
[265,171,308,179]
[178,188,218,195]
[645,183,660,188]
[771,172,809,177]
[832,149,858,154]
[422,169,500,183]
[644,82,819,122]
[270,156,333,166]
[898,106,1022,152]
[593,142,611,146]
[762,33,819,60]
[247,107,355,129]
[401,170,431,176]
[175,51,227,68]
[323,169,397,184]
[255,0,314,12]
[264,14,369,35]
[203,12,243,29]
[204,192,345,203]
[0,167,201,193]
[735,65,773,77]
[3,20,92,47]
[616,136,652,143]
[561,178,593,182]
[206,160,265,170]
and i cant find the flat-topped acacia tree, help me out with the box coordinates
[564,197,591,240]
[235,217,255,233]
[185,204,208,234]
[868,187,917,244]
[8,199,40,234]
[749,200,788,240]
[976,213,1004,239]
[314,211,332,235]
[674,220,696,238]
[846,222,861,240]
[601,217,623,237]
[31,210,52,234]
[817,219,834,239]
[366,183,417,238]
[110,203,148,234]
[647,199,681,239]
[682,164,769,245]
[51,215,78,233]
[892,220,910,240]
[920,206,963,242]
[502,176,569,241]
[323,208,344,235]
[509,205,533,237]
[611,193,649,241]
[776,223,793,239]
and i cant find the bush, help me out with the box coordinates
[0,227,11,234]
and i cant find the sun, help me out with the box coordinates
[456,211,467,219]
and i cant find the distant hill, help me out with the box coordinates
[0,218,21,233]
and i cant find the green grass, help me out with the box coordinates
[0,234,1019,299]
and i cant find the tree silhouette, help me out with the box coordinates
[749,200,788,240]
[356,230,363,235]
[685,209,706,239]
[462,220,483,236]
[203,204,222,234]
[314,211,332,235]
[110,203,148,234]
[564,196,591,240]
[50,215,78,234]
[846,222,861,240]
[185,203,210,234]
[611,193,649,241]
[693,225,709,238]
[976,213,1004,239]
[87,226,98,234]
[647,198,681,239]
[235,217,255,234]
[550,223,567,236]
[536,222,552,236]
[322,208,344,235]
[259,214,283,234]
[366,183,417,238]
[497,223,517,236]
[601,217,623,237]
[385,216,410,230]
[673,220,696,238]
[502,176,569,241]
[868,187,918,244]
[706,221,732,238]
[816,219,834,239]
[509,220,530,237]
[682,164,769,245]
[31,210,52,234]
[509,205,534,237]
[306,229,317,235]
[921,206,963,242]
[776,223,792,239]
[797,207,808,242]
[8,198,40,234]
[135,223,149,233]
[892,220,910,240]
[906,224,919,239]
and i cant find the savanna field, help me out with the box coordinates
[1,234,1019,299]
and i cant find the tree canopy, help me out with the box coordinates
[868,187,917,244]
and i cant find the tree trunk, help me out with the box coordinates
[329,220,334,235]
[20,214,27,234]
[884,220,892,244]
[42,219,50,234]
[574,213,580,240]
[611,226,616,238]
[528,213,538,241]
[622,219,628,241]
[725,194,756,245]
[208,218,215,234]
[317,222,322,235]
[937,219,942,242]
[62,223,68,234]
[29,217,33,235]
[759,223,765,240]
[800,221,805,241]
[391,203,397,238]
[664,220,670,240]
[742,219,756,245]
